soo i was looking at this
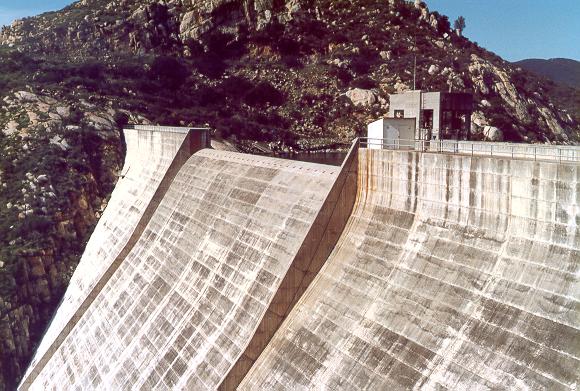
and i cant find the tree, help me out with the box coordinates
[149,56,189,89]
[454,16,466,36]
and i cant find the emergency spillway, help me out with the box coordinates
[20,126,208,388]
[22,149,342,389]
[242,148,580,390]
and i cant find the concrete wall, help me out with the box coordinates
[422,91,440,133]
[23,150,341,390]
[367,119,416,149]
[20,127,207,388]
[367,119,386,148]
[219,140,359,390]
[389,90,421,131]
[241,148,580,390]
[431,139,580,162]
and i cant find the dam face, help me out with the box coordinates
[242,148,580,390]
[21,126,208,387]
[21,130,579,390]
[23,148,342,389]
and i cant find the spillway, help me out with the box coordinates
[21,136,580,390]
[241,147,580,390]
[21,126,208,387]
[22,149,344,389]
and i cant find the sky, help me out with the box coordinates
[0,0,578,62]
[0,1,71,25]
[429,0,580,61]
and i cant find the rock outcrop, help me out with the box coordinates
[0,90,127,389]
[346,88,377,107]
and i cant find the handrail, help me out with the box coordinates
[125,125,211,134]
[358,138,580,163]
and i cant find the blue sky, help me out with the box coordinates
[0,1,72,25]
[1,0,578,62]
[429,0,580,61]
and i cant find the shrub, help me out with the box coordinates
[277,37,301,56]
[435,14,451,35]
[330,66,353,86]
[149,56,189,89]
[282,55,303,69]
[350,48,380,75]
[244,82,285,107]
[193,54,227,79]
[218,76,254,99]
[76,62,105,80]
[197,86,225,106]
[351,76,377,89]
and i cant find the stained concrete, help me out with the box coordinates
[23,150,340,390]
[219,140,359,390]
[20,126,208,388]
[21,140,580,390]
[241,148,580,390]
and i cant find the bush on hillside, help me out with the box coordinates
[244,82,285,107]
[351,76,377,89]
[149,56,189,89]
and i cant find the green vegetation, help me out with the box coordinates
[454,16,466,33]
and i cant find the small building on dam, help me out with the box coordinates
[388,90,474,140]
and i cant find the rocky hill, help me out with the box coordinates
[0,0,579,388]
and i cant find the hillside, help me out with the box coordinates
[0,0,579,388]
[515,58,580,89]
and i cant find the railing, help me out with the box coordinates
[126,125,211,133]
[359,138,580,163]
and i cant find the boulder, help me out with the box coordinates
[345,89,377,107]
[3,120,18,136]
[429,14,438,29]
[37,175,49,184]
[427,64,439,75]
[483,126,503,142]
[86,113,114,131]
[179,11,201,40]
[380,50,392,60]
[394,81,409,92]
[14,91,39,103]
[55,106,71,118]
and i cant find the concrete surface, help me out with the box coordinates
[20,126,207,388]
[219,140,359,390]
[23,150,339,390]
[241,148,580,390]
[22,139,580,390]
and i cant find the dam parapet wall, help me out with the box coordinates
[363,137,580,163]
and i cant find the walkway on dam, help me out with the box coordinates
[21,128,579,390]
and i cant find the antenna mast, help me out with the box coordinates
[413,33,417,90]
[413,55,417,90]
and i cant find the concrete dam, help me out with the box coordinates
[20,127,579,390]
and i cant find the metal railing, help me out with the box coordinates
[126,124,211,134]
[359,138,580,163]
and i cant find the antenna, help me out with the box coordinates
[413,54,417,90]
[412,33,417,90]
